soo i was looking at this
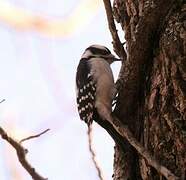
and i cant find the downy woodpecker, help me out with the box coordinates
[76,44,121,126]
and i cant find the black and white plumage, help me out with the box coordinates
[76,44,121,126]
[76,59,96,125]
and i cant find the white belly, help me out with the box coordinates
[89,58,115,112]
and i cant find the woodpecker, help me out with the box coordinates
[76,44,121,126]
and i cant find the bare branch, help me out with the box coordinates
[107,116,179,180]
[102,0,127,60]
[20,128,50,143]
[0,126,47,180]
[88,125,104,180]
[0,99,5,103]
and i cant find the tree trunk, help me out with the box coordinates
[111,0,186,179]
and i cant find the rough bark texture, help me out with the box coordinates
[111,0,186,179]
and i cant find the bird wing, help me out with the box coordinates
[76,59,96,125]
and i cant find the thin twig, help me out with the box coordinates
[0,126,47,180]
[103,0,127,60]
[107,116,179,180]
[88,125,104,180]
[20,128,50,143]
[0,99,5,103]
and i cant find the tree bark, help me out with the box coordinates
[109,0,186,179]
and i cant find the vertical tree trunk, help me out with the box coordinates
[111,0,186,179]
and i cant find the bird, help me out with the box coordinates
[76,44,121,126]
[76,45,127,150]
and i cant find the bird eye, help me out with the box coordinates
[105,47,111,54]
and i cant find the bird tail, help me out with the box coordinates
[93,110,126,150]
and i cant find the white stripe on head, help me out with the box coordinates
[81,49,93,58]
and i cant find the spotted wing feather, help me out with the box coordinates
[76,59,96,125]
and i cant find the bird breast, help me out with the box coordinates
[89,58,115,111]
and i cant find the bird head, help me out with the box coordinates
[81,44,121,64]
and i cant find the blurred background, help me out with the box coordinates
[0,0,122,179]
